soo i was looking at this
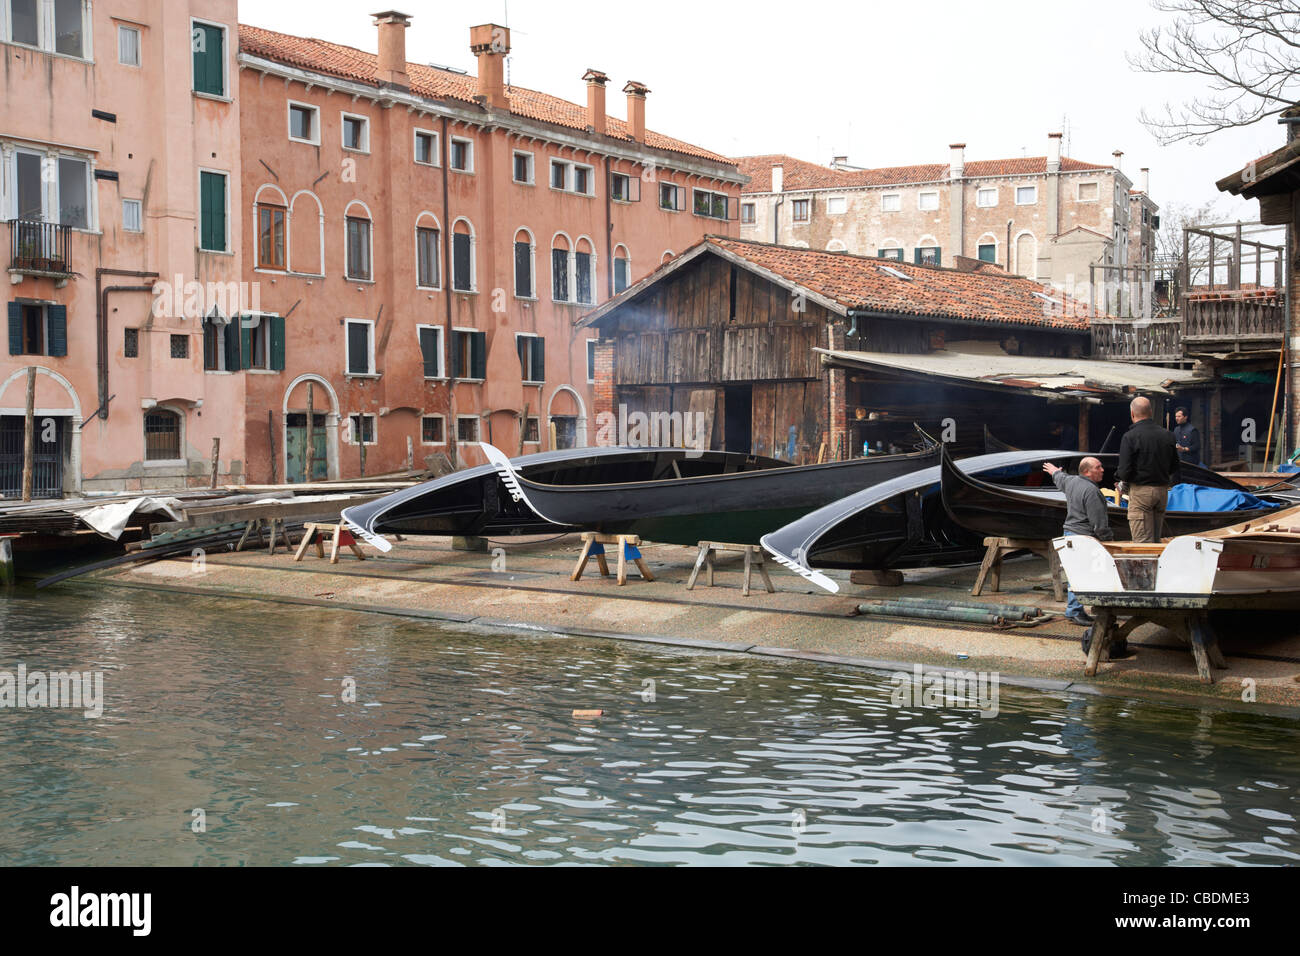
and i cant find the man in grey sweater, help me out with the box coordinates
[1043,457,1113,627]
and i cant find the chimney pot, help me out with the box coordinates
[1112,149,1124,173]
[623,80,649,143]
[1139,166,1150,194]
[583,69,608,135]
[470,23,512,111]
[771,163,784,194]
[949,143,966,179]
[372,10,411,89]
[1047,132,1062,171]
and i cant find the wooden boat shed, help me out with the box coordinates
[578,237,1202,461]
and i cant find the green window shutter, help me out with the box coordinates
[270,315,286,371]
[240,317,252,370]
[533,336,544,383]
[193,24,224,96]
[8,302,22,355]
[223,319,240,371]
[419,328,438,377]
[933,246,941,265]
[47,304,67,357]
[200,172,227,252]
[451,332,463,378]
[471,332,486,380]
[516,336,527,379]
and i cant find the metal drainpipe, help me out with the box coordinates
[95,268,159,421]
[441,116,457,460]
[773,196,783,244]
[1006,220,1013,272]
[604,156,614,300]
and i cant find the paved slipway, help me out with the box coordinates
[88,534,1300,714]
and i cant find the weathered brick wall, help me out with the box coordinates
[592,340,615,438]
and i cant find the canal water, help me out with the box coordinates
[0,584,1297,866]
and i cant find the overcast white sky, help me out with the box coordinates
[241,0,1280,222]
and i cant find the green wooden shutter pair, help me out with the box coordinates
[419,327,439,377]
[200,172,227,252]
[193,24,225,96]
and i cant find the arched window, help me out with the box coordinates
[661,250,675,264]
[254,185,288,271]
[416,212,441,289]
[826,239,847,253]
[514,228,535,299]
[613,244,631,294]
[144,408,182,461]
[344,201,372,281]
[574,237,596,305]
[452,218,475,292]
[976,233,998,264]
[1015,232,1038,279]
[551,233,572,302]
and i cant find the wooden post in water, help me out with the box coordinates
[210,438,220,489]
[21,367,35,502]
[304,383,315,484]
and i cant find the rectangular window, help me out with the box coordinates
[258,204,286,270]
[450,138,473,172]
[238,313,285,371]
[452,330,486,379]
[418,325,443,378]
[199,170,227,252]
[123,199,143,233]
[1077,182,1099,202]
[416,226,440,288]
[523,417,540,444]
[976,187,997,208]
[9,302,65,356]
[918,191,939,211]
[513,151,533,184]
[549,160,594,195]
[421,415,445,445]
[456,416,480,443]
[58,158,88,230]
[1015,185,1037,205]
[551,161,567,190]
[551,248,570,302]
[827,197,847,215]
[144,410,181,461]
[586,339,597,383]
[610,172,632,202]
[693,189,731,220]
[575,251,593,305]
[346,217,372,280]
[170,334,189,359]
[345,320,373,375]
[348,413,376,445]
[877,247,904,261]
[192,20,226,97]
[614,256,629,294]
[54,0,83,57]
[11,0,38,46]
[914,246,940,265]
[289,103,318,144]
[517,334,545,383]
[15,151,44,221]
[124,327,139,358]
[977,243,997,263]
[515,239,533,298]
[415,130,438,166]
[573,166,590,195]
[118,24,141,66]
[741,203,755,224]
[791,199,810,222]
[342,113,369,152]
[452,231,472,292]
[881,193,900,212]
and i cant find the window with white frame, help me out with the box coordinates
[827,196,847,215]
[122,198,143,233]
[659,182,685,212]
[421,415,446,445]
[348,413,376,445]
[288,102,320,145]
[450,137,473,172]
[452,220,474,292]
[345,319,374,375]
[693,188,731,220]
[740,202,756,224]
[456,416,480,443]
[416,223,440,288]
[1077,181,1099,202]
[191,19,226,97]
[10,149,93,230]
[514,229,535,298]
[513,151,534,184]
[452,329,485,379]
[144,408,183,462]
[551,235,571,303]
[975,187,997,208]
[417,325,443,378]
[610,172,638,203]
[574,238,595,305]
[345,213,372,280]
[8,0,89,58]
[199,169,227,251]
[1015,185,1037,205]
[586,339,597,383]
[881,193,901,212]
[791,199,810,222]
[523,417,540,444]
[551,160,594,196]
[118,24,141,66]
[918,191,939,211]
[415,130,438,166]
[516,333,545,383]
[341,113,369,153]
[613,246,630,294]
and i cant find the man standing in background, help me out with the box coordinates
[1116,396,1181,543]
[1172,407,1202,465]
[1043,457,1113,627]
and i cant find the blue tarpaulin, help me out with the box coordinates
[1163,484,1277,513]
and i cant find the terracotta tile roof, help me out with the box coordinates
[237,25,736,167]
[735,153,1110,193]
[705,237,1096,330]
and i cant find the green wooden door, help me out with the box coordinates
[285,413,328,483]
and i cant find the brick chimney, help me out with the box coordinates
[771,163,784,194]
[831,154,849,169]
[1112,149,1124,173]
[1139,167,1150,194]
[1047,132,1062,172]
[470,23,511,111]
[623,80,649,143]
[372,10,411,89]
[583,69,608,135]
[949,143,965,180]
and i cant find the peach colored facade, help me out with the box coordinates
[2,0,245,495]
[236,14,743,483]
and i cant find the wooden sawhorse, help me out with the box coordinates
[686,541,775,597]
[571,533,655,586]
[972,536,1066,602]
[293,523,366,564]
[236,517,292,555]
[1083,607,1227,684]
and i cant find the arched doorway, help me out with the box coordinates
[547,385,588,449]
[282,375,339,482]
[0,366,81,497]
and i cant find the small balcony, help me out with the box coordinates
[1091,317,1183,363]
[1182,289,1285,353]
[8,219,73,277]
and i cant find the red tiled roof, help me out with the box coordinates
[705,237,1095,330]
[237,25,736,167]
[735,153,1110,193]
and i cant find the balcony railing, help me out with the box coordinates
[1091,317,1183,363]
[1182,290,1285,348]
[8,219,72,275]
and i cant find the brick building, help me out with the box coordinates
[736,136,1158,294]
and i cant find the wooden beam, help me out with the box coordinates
[21,367,35,502]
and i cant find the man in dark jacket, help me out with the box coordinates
[1116,396,1180,543]
[1043,457,1113,627]
[1172,407,1202,465]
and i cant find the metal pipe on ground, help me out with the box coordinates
[856,603,1005,626]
